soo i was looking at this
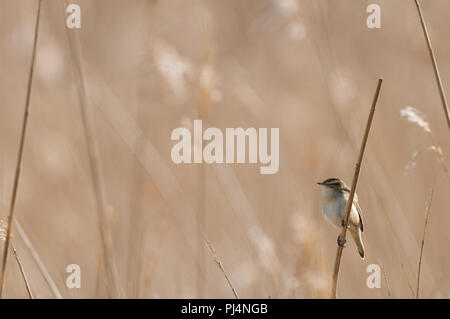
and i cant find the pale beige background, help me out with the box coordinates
[0,0,449,298]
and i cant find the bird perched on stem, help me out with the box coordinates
[317,177,365,259]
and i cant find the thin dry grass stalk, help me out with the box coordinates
[0,0,42,297]
[414,0,450,132]
[331,78,383,299]
[378,259,391,298]
[206,240,239,299]
[63,0,119,297]
[14,219,62,298]
[400,262,416,298]
[11,242,33,299]
[416,176,436,299]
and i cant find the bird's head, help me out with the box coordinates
[317,177,348,191]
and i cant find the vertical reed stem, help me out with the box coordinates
[414,0,450,132]
[417,176,436,299]
[0,0,42,297]
[331,78,383,298]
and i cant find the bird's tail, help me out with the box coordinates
[350,228,365,259]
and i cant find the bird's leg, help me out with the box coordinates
[337,234,346,247]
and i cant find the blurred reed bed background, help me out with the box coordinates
[0,0,449,298]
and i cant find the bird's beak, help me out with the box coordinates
[317,181,324,185]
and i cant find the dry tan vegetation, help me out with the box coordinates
[0,0,449,298]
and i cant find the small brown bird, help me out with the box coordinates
[317,177,365,259]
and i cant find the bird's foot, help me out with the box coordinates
[337,234,346,247]
[341,219,349,228]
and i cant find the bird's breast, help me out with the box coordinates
[322,197,345,228]
[321,192,360,229]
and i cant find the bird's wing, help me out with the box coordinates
[341,188,364,232]
[353,194,364,232]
